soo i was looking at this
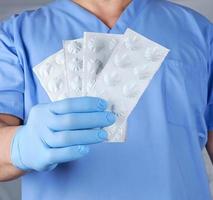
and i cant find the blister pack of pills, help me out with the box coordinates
[83,32,122,95]
[63,39,84,97]
[34,28,169,143]
[88,29,170,142]
[33,50,69,101]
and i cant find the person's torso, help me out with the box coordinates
[7,0,212,199]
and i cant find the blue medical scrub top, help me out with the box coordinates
[0,0,213,199]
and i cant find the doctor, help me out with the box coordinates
[0,0,213,199]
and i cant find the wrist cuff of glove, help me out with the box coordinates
[10,127,29,171]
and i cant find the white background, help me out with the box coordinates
[0,0,213,199]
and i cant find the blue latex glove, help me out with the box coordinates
[11,97,115,172]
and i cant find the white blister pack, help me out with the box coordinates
[33,50,68,101]
[83,32,122,95]
[63,39,84,97]
[89,29,170,142]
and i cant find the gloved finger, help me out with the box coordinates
[47,145,90,165]
[44,129,108,148]
[49,111,116,131]
[48,97,108,114]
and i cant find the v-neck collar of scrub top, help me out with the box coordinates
[54,0,152,34]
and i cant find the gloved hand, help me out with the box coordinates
[11,97,115,172]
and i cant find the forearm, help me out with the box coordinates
[207,132,213,164]
[206,144,213,164]
[207,151,213,164]
[0,120,25,181]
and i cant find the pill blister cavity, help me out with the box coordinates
[40,63,53,77]
[122,82,139,98]
[70,76,82,93]
[55,53,65,65]
[104,71,120,86]
[67,41,82,54]
[124,35,140,50]
[133,64,151,80]
[144,47,165,62]
[87,59,104,75]
[114,53,132,68]
[88,38,104,52]
[69,57,83,72]
[48,78,64,93]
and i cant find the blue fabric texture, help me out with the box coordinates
[0,0,213,199]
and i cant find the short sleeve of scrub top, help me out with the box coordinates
[0,17,24,119]
[205,24,213,131]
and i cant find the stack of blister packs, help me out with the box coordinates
[34,29,169,142]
